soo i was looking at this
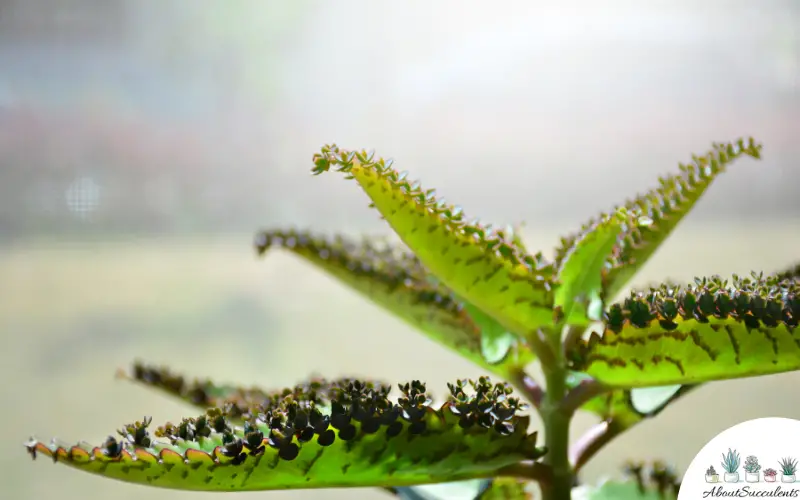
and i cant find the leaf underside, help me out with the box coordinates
[27,377,545,491]
[311,145,556,340]
[569,273,799,387]
[253,230,532,373]
[554,138,762,302]
[580,381,698,431]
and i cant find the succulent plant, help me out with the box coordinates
[744,456,761,473]
[706,466,717,476]
[765,468,778,477]
[779,457,798,476]
[25,137,800,500]
[721,449,741,474]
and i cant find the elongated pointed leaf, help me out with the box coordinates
[311,146,555,340]
[554,209,635,327]
[555,138,762,301]
[26,377,545,491]
[568,273,799,387]
[120,362,387,421]
[253,230,533,372]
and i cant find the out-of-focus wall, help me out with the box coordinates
[1,1,798,499]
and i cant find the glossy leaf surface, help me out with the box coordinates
[27,378,544,491]
[311,146,555,340]
[555,138,762,302]
[569,274,799,387]
[554,208,632,327]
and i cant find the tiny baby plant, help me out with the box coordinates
[24,137,800,500]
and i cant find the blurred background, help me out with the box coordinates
[1,1,798,499]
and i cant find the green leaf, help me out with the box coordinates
[555,138,762,301]
[254,230,533,373]
[581,383,697,431]
[567,372,694,433]
[554,208,635,327]
[568,273,799,387]
[26,377,545,491]
[311,146,555,341]
[120,362,375,420]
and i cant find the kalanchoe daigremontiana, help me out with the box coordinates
[26,137,800,500]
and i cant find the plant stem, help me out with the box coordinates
[539,364,574,500]
[559,378,608,415]
[507,366,543,411]
[570,420,623,474]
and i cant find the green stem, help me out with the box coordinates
[540,363,574,500]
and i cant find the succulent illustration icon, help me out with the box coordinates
[705,465,720,483]
[744,455,761,482]
[721,449,741,483]
[765,468,778,483]
[779,457,798,483]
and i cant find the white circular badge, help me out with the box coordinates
[679,417,800,499]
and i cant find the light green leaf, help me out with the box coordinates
[311,146,555,341]
[567,372,695,432]
[26,378,545,491]
[569,273,799,387]
[554,208,633,327]
[555,138,762,301]
[254,230,533,373]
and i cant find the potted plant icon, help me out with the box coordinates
[706,465,720,483]
[744,455,761,482]
[721,448,741,482]
[779,457,798,483]
[765,468,778,483]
